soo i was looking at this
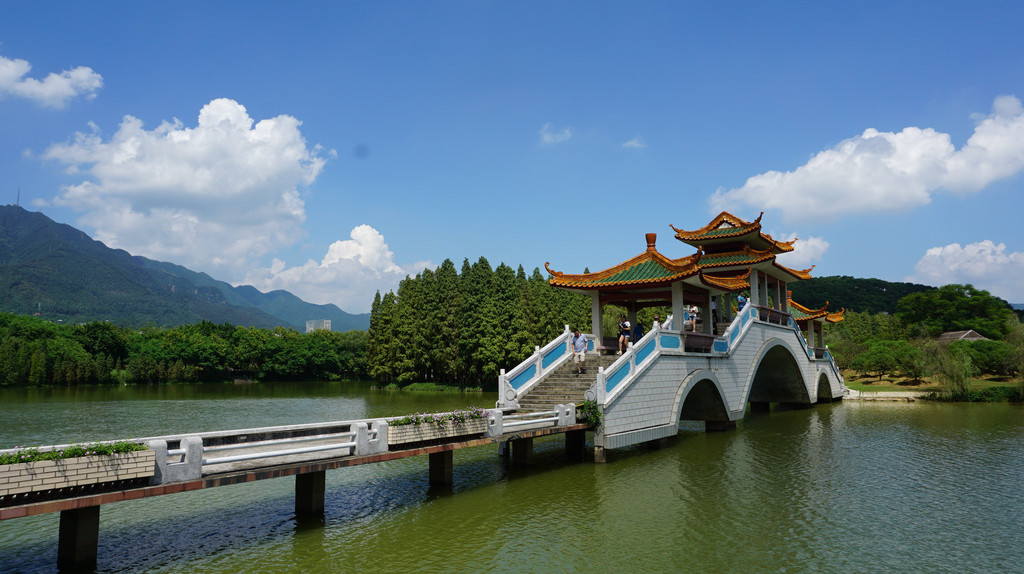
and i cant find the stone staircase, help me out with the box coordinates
[517,353,619,412]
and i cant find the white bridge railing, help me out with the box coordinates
[497,325,595,408]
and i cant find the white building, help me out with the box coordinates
[305,319,332,333]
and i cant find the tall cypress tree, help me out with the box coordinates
[458,257,493,386]
[434,259,461,383]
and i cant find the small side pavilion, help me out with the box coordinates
[545,211,842,351]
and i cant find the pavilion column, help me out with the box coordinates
[760,273,769,307]
[780,283,788,312]
[703,292,713,334]
[590,292,602,340]
[774,280,782,310]
[671,282,685,329]
[749,270,760,310]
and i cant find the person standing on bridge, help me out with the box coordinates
[617,315,631,354]
[572,328,588,375]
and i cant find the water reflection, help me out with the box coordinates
[0,385,1022,573]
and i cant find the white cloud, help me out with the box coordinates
[621,135,646,149]
[774,234,829,269]
[242,225,430,313]
[539,122,573,145]
[907,240,1024,303]
[0,54,102,108]
[41,98,327,276]
[711,95,1024,222]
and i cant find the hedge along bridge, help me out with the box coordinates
[0,406,585,570]
[499,211,846,461]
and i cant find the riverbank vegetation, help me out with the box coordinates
[826,284,1024,401]
[0,313,368,386]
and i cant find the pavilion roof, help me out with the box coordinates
[546,213,817,297]
[545,233,700,290]
[671,211,796,253]
[788,293,845,323]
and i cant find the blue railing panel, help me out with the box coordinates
[605,366,629,393]
[542,342,568,370]
[509,364,537,390]
[713,339,728,353]
[660,334,680,349]
[634,339,654,365]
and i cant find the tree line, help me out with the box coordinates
[826,284,1024,398]
[366,258,591,389]
[0,314,367,386]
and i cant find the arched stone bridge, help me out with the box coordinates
[498,305,845,456]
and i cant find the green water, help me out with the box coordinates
[1,383,1022,573]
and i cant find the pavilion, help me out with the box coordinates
[545,211,843,352]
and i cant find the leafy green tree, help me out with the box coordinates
[933,345,976,399]
[950,339,1012,376]
[896,284,1014,339]
[434,259,462,383]
[851,339,900,380]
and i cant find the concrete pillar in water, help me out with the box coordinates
[429,451,454,486]
[565,429,586,461]
[511,437,533,468]
[295,470,326,518]
[593,445,606,463]
[58,505,100,570]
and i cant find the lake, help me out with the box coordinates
[1,382,1022,573]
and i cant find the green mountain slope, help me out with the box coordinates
[788,275,935,314]
[0,205,368,330]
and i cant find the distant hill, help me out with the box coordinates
[788,276,936,314]
[0,205,368,331]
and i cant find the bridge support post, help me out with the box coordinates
[565,429,585,461]
[593,446,606,463]
[511,437,533,468]
[58,505,100,570]
[295,470,326,518]
[429,451,454,486]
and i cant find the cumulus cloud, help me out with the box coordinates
[711,95,1024,222]
[907,240,1024,303]
[621,135,646,149]
[774,234,830,269]
[539,123,573,145]
[242,225,430,313]
[0,54,102,108]
[41,98,327,275]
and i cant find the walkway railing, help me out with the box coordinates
[497,325,594,408]
[591,317,731,405]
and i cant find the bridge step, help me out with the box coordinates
[518,354,618,411]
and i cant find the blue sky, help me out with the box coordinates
[2,2,1023,312]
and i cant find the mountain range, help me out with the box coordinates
[0,205,369,331]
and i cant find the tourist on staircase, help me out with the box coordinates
[572,328,588,375]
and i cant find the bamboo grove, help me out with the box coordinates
[366,258,591,389]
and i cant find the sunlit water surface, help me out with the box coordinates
[1,383,1021,573]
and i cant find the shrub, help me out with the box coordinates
[0,440,148,465]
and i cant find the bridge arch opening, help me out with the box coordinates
[679,378,730,423]
[748,343,810,405]
[816,372,834,403]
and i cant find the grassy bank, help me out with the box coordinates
[843,370,1023,401]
